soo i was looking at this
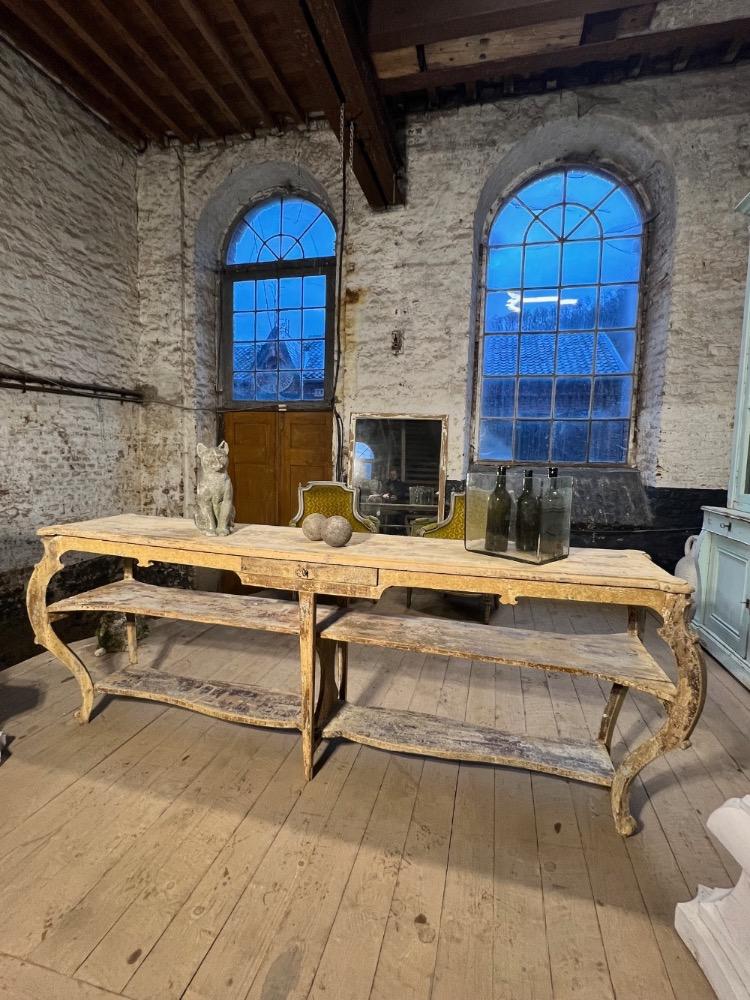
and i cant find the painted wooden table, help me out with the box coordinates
[27,514,704,836]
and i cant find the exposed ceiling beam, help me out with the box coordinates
[42,0,191,141]
[174,0,272,130]
[0,10,141,143]
[130,0,244,134]
[369,0,649,52]
[88,0,219,138]
[379,16,750,93]
[0,0,160,140]
[224,0,303,124]
[304,0,403,207]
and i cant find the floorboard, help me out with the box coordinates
[1,592,743,999]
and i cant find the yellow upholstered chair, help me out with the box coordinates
[409,492,497,624]
[290,481,378,533]
[415,491,465,539]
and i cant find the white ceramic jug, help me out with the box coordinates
[675,534,701,617]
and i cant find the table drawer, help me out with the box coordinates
[240,556,377,588]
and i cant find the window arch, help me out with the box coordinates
[476,166,644,464]
[222,193,336,406]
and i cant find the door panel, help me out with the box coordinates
[223,410,332,527]
[279,410,333,526]
[704,535,750,655]
[223,411,277,525]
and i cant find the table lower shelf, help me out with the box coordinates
[321,702,615,786]
[48,579,340,634]
[95,668,301,728]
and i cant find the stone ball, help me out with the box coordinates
[301,513,327,541]
[322,515,353,548]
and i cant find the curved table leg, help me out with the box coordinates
[610,594,706,836]
[26,538,95,724]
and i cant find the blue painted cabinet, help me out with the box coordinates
[694,193,750,688]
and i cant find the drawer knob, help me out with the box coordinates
[297,566,310,578]
[719,521,732,531]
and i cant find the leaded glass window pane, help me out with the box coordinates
[479,167,643,463]
[224,194,335,405]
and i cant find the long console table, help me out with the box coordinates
[27,514,704,836]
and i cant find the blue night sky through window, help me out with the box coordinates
[226,195,335,404]
[479,167,643,464]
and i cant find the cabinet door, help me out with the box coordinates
[703,534,750,656]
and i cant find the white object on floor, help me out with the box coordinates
[675,794,750,1000]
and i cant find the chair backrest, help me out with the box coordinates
[421,492,465,539]
[290,481,376,533]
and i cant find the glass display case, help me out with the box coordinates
[465,466,573,564]
[348,414,447,534]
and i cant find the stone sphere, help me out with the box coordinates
[301,513,327,541]
[322,515,353,547]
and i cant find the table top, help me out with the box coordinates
[39,514,691,594]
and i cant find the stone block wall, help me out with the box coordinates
[0,43,139,608]
[136,63,750,501]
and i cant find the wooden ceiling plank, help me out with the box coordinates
[174,0,272,129]
[42,0,191,141]
[305,0,402,206]
[370,0,642,52]
[0,0,160,139]
[223,0,304,122]
[379,15,750,93]
[87,0,218,138]
[130,0,243,133]
[0,10,142,143]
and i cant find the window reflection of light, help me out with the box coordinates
[505,291,579,314]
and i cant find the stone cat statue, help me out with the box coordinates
[194,441,235,536]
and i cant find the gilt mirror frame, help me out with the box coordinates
[347,413,449,516]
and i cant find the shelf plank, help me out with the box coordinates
[95,668,301,728]
[322,703,614,786]
[320,610,676,701]
[48,580,339,634]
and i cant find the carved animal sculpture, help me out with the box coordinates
[194,441,235,536]
[94,613,149,655]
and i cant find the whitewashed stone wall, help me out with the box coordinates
[0,44,139,600]
[137,63,750,500]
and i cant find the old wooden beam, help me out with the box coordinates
[130,0,243,134]
[41,0,191,141]
[86,0,218,138]
[0,0,160,140]
[379,16,750,93]
[369,0,643,52]
[223,0,303,123]
[305,0,402,206]
[174,0,272,130]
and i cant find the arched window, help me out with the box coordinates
[476,167,644,464]
[222,194,336,406]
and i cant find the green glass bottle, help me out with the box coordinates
[539,466,565,559]
[485,465,511,553]
[515,468,540,553]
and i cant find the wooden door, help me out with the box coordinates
[223,410,332,526]
[279,410,333,526]
[223,411,278,525]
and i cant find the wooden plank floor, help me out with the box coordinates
[1,589,746,1000]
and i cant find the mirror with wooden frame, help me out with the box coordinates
[348,414,448,534]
